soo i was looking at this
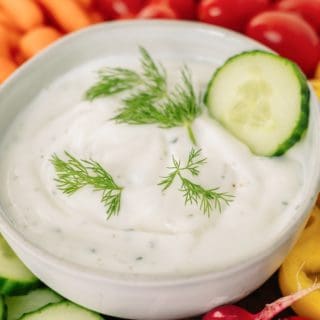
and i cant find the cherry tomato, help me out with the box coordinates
[275,0,320,34]
[141,0,196,19]
[94,0,146,19]
[167,0,196,19]
[197,0,270,32]
[246,11,320,76]
[238,0,271,31]
[138,2,178,19]
[197,0,241,30]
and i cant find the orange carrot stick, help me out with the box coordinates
[0,9,19,30]
[6,28,21,50]
[13,51,26,66]
[0,0,44,32]
[19,26,61,59]
[0,25,11,58]
[0,24,21,50]
[36,0,91,32]
[0,56,17,82]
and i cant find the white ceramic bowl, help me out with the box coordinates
[0,21,319,320]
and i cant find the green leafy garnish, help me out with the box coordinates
[85,47,166,102]
[159,148,234,216]
[85,47,202,144]
[51,152,123,219]
[86,68,143,101]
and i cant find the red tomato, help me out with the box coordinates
[246,11,320,76]
[167,0,196,19]
[275,0,320,34]
[197,0,241,30]
[143,0,196,19]
[94,0,146,19]
[239,0,271,27]
[197,0,270,32]
[138,2,178,18]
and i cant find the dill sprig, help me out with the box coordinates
[85,47,202,144]
[159,148,234,216]
[86,47,166,101]
[51,152,123,219]
[114,68,201,144]
[139,46,167,96]
[86,68,142,101]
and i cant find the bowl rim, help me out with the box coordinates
[0,19,320,287]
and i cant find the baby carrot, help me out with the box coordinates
[36,0,91,32]
[19,26,61,59]
[0,56,17,82]
[0,24,21,50]
[6,28,21,51]
[0,0,44,32]
[13,51,26,66]
[0,9,19,30]
[0,26,11,58]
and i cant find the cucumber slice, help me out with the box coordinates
[0,296,7,320]
[204,50,310,156]
[18,301,104,320]
[0,234,40,295]
[6,288,63,320]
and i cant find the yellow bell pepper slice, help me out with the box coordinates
[279,206,320,320]
[314,62,320,80]
[309,79,320,98]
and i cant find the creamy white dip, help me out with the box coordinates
[0,55,307,277]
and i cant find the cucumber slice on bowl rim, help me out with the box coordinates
[0,234,40,296]
[204,50,310,157]
[17,301,104,320]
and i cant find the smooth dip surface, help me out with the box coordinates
[0,53,309,277]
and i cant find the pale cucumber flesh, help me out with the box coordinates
[18,301,104,320]
[0,235,40,295]
[205,50,309,156]
[6,288,63,320]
